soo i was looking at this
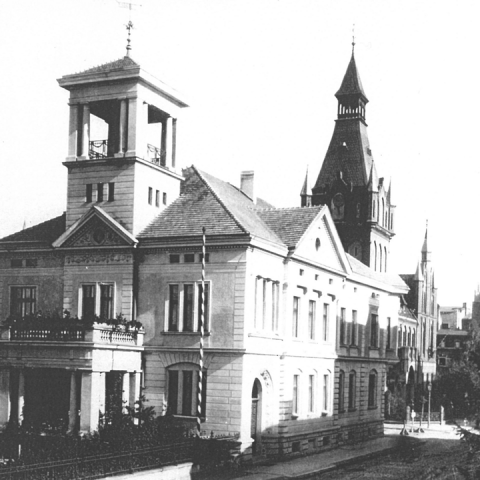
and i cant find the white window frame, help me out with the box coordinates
[78,282,116,319]
[165,281,211,333]
[322,371,331,415]
[254,276,280,332]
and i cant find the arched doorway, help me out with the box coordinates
[251,379,262,455]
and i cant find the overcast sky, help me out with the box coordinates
[0,0,478,306]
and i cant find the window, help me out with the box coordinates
[167,365,206,417]
[340,308,346,345]
[323,303,329,341]
[184,254,195,263]
[82,285,96,320]
[308,300,316,340]
[25,259,37,268]
[163,192,167,205]
[155,190,160,207]
[97,183,104,202]
[323,373,330,412]
[370,313,379,347]
[308,375,315,413]
[348,371,356,410]
[292,297,300,338]
[108,183,115,202]
[183,284,194,332]
[338,371,345,413]
[148,187,153,205]
[100,284,114,319]
[10,286,36,316]
[368,371,377,408]
[11,259,23,268]
[272,282,279,331]
[86,183,93,203]
[169,254,180,263]
[386,317,391,349]
[168,285,179,331]
[351,310,357,346]
[198,253,210,263]
[255,277,280,332]
[293,375,299,416]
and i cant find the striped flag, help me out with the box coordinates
[197,227,206,436]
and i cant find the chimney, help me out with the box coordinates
[240,171,255,203]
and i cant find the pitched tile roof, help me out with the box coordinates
[139,167,281,243]
[347,253,408,290]
[78,56,140,75]
[0,213,66,246]
[256,206,324,248]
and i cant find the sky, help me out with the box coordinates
[0,0,478,306]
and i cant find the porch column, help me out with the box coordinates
[68,371,79,433]
[79,103,90,160]
[126,98,147,159]
[67,104,79,161]
[17,370,25,426]
[129,372,142,422]
[0,369,10,429]
[79,371,105,433]
[115,99,128,157]
[164,116,173,168]
[122,372,130,414]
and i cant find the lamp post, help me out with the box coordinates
[427,382,432,428]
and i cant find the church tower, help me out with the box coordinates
[307,48,394,272]
[58,51,189,236]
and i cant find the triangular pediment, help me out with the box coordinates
[53,207,137,249]
[293,208,351,275]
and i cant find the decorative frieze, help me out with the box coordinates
[65,253,133,265]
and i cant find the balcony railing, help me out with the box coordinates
[147,143,167,168]
[1,325,144,347]
[89,140,108,159]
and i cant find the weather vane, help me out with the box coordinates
[117,1,142,56]
[352,24,356,53]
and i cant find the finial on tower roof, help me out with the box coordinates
[352,24,356,54]
[118,1,142,57]
[125,20,133,56]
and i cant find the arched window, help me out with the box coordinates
[348,371,356,410]
[379,246,383,273]
[338,370,345,413]
[167,363,206,417]
[368,370,377,408]
[381,199,385,226]
[322,370,331,414]
[403,326,407,346]
[374,242,378,271]
[384,246,388,272]
[408,327,411,346]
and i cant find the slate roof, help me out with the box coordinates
[139,167,281,244]
[0,213,66,246]
[347,253,408,291]
[78,56,140,75]
[256,206,324,248]
[335,53,368,101]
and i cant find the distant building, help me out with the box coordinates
[440,304,468,330]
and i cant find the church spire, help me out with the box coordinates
[421,221,431,262]
[300,166,312,207]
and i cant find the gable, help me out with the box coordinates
[294,215,348,274]
[53,206,137,249]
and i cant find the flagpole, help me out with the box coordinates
[197,227,206,436]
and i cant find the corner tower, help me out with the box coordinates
[309,48,394,272]
[58,55,189,236]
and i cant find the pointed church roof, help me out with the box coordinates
[422,227,430,253]
[335,53,368,102]
[414,259,424,281]
[367,162,378,192]
[300,166,313,196]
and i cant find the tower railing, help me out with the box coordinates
[147,143,167,168]
[89,140,108,159]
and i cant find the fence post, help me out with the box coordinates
[440,405,444,425]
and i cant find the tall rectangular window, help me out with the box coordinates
[308,300,316,340]
[272,282,279,331]
[148,187,153,205]
[82,285,96,320]
[338,371,345,413]
[351,310,357,346]
[108,183,115,202]
[86,184,93,203]
[97,183,104,202]
[10,287,36,316]
[323,303,329,341]
[167,369,206,417]
[308,375,315,413]
[100,284,114,319]
[368,372,377,407]
[198,283,210,331]
[163,192,167,205]
[340,308,346,345]
[183,284,194,332]
[370,313,379,347]
[386,317,391,349]
[293,375,299,415]
[348,372,356,410]
[155,190,160,207]
[323,374,329,412]
[168,285,179,331]
[292,297,300,338]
